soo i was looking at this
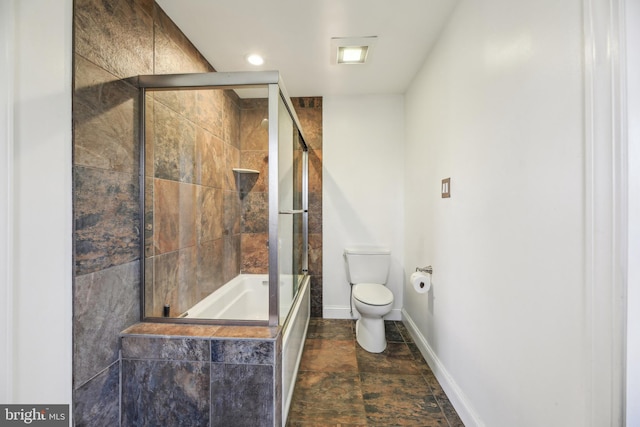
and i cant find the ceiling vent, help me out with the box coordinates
[331,36,377,65]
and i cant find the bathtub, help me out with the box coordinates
[185,273,296,323]
[184,273,309,425]
[185,274,269,321]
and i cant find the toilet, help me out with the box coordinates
[344,247,394,353]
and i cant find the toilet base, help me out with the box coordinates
[356,317,387,353]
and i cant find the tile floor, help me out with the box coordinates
[286,319,464,427]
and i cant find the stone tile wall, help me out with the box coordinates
[73,1,218,424]
[120,324,282,426]
[239,99,270,273]
[146,94,298,317]
[292,98,324,317]
[238,96,324,315]
[73,1,151,424]
[144,88,244,318]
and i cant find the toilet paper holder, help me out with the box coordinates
[416,266,433,274]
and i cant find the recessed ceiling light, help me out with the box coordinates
[246,54,264,66]
[330,36,377,65]
[337,46,369,64]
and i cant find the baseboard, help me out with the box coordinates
[386,309,402,321]
[401,309,484,427]
[323,306,402,321]
[322,306,353,319]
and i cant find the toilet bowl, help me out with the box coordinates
[344,247,394,353]
[352,283,394,353]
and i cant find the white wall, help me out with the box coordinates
[0,0,13,403]
[323,95,404,320]
[0,0,73,408]
[626,0,640,424]
[402,1,586,426]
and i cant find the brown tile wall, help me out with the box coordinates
[292,97,324,317]
[237,96,323,315]
[73,0,154,424]
[147,94,319,317]
[239,98,270,273]
[119,324,282,426]
[145,88,243,318]
[73,0,323,424]
[72,1,224,423]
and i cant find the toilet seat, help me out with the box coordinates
[353,283,393,306]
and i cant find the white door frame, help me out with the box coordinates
[583,0,628,425]
[0,0,73,406]
[0,0,15,404]
[623,0,640,425]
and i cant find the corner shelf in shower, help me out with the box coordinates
[232,168,260,174]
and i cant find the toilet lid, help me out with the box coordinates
[353,283,394,306]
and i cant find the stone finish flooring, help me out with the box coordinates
[286,319,465,427]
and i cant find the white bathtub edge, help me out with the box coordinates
[281,275,310,426]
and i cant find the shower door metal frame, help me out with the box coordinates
[137,71,309,327]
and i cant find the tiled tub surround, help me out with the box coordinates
[121,324,282,427]
[122,275,310,427]
[73,2,216,423]
[145,93,320,321]
[293,98,323,318]
[73,0,324,423]
[145,90,270,319]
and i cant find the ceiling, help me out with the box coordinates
[155,0,459,97]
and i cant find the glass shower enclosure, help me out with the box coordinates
[138,71,308,327]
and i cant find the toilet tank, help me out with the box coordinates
[344,247,391,285]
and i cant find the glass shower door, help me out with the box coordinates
[277,95,308,324]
